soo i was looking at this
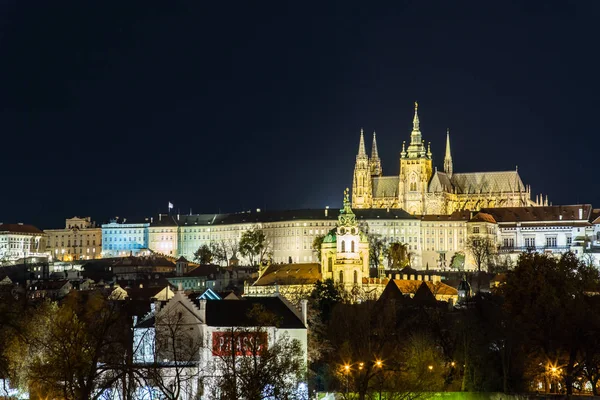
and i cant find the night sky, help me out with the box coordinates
[1,1,599,229]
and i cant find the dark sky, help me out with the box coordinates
[1,0,599,228]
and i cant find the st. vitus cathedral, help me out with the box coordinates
[352,102,542,215]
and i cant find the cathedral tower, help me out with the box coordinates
[398,102,433,215]
[370,132,382,176]
[352,129,373,208]
[444,128,453,178]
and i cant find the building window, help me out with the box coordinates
[567,236,572,245]
[354,270,358,284]
[525,237,535,248]
[339,270,344,283]
[503,238,514,248]
[546,237,557,248]
[328,258,332,272]
[351,241,355,253]
[341,241,345,253]
[472,227,480,234]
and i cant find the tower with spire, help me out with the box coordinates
[398,102,433,215]
[351,129,373,208]
[369,132,382,176]
[444,128,453,178]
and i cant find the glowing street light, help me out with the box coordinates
[428,365,433,371]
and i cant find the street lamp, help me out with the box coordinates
[344,364,350,396]
[375,360,383,400]
[428,365,433,371]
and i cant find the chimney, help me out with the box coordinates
[199,299,206,322]
[150,217,153,223]
[300,299,308,327]
[579,208,583,220]
[325,206,329,217]
[177,214,180,221]
[159,214,162,221]
[177,282,183,292]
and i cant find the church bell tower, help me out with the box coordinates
[398,102,433,215]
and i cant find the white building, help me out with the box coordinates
[132,289,308,399]
[0,223,47,263]
[101,219,150,257]
[469,205,600,268]
[45,217,102,261]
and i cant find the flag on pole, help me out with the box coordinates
[168,202,174,209]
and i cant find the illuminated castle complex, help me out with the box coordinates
[352,102,542,214]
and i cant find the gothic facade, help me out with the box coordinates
[352,103,543,215]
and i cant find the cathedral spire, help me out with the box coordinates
[358,128,367,157]
[371,131,379,160]
[444,128,453,178]
[370,131,382,176]
[407,101,426,157]
[413,101,420,131]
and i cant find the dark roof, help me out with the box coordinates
[253,263,321,286]
[0,223,44,234]
[149,215,180,227]
[479,205,594,224]
[420,211,472,221]
[203,296,305,329]
[27,280,70,290]
[184,265,220,278]
[113,256,175,268]
[147,208,418,228]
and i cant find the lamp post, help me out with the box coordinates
[376,360,383,400]
[344,364,350,397]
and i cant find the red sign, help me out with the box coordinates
[212,331,268,356]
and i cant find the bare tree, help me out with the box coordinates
[205,304,306,400]
[140,303,203,400]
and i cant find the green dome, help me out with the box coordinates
[323,228,337,243]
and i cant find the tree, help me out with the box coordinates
[140,300,204,400]
[193,244,213,264]
[207,304,306,400]
[22,291,131,399]
[466,236,494,273]
[239,227,271,267]
[388,242,409,269]
[312,235,325,262]
[502,252,600,395]
[368,234,388,270]
[450,251,465,270]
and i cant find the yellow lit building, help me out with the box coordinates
[352,102,540,215]
[45,217,101,261]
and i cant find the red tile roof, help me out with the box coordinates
[0,223,44,235]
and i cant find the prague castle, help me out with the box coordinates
[352,102,541,215]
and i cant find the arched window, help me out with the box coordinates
[328,257,333,272]
[351,241,355,253]
[339,270,344,283]
[354,270,358,284]
[341,241,345,252]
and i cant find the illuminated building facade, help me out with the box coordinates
[469,205,600,268]
[352,103,541,215]
[45,217,102,261]
[101,219,149,257]
[0,223,47,263]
